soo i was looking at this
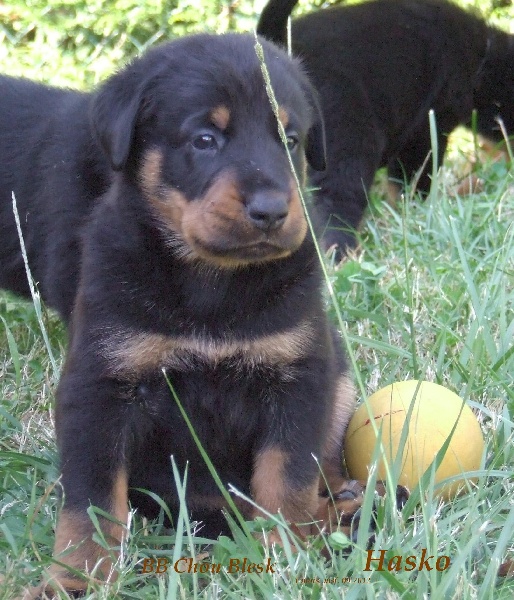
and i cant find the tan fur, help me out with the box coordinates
[210,105,231,130]
[278,106,289,128]
[111,469,129,539]
[251,447,318,523]
[188,493,249,517]
[321,375,356,488]
[138,149,307,268]
[44,469,128,593]
[139,148,165,200]
[98,321,314,376]
[52,510,98,573]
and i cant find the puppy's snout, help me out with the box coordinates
[246,191,289,232]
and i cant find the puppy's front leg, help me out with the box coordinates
[47,371,130,593]
[249,367,332,541]
[251,445,320,540]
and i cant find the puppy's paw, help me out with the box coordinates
[322,229,357,263]
[316,479,408,544]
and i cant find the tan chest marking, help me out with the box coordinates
[98,321,315,377]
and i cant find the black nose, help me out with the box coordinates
[246,192,289,231]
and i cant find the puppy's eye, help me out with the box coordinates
[191,133,218,151]
[285,133,299,151]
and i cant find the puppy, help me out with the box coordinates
[258,0,514,255]
[0,34,388,595]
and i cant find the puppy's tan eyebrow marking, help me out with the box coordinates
[97,322,314,376]
[278,106,289,128]
[210,105,231,131]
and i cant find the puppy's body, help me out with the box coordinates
[0,77,109,318]
[258,0,514,252]
[0,34,368,593]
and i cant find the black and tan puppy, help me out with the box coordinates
[0,34,388,594]
[258,0,514,255]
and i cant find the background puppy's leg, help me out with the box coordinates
[388,127,448,194]
[310,79,385,258]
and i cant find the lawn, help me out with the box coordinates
[1,1,513,599]
[1,134,513,598]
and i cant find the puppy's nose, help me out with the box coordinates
[247,192,289,231]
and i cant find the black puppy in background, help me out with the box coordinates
[258,0,514,256]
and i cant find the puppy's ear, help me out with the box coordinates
[305,87,326,171]
[90,71,147,171]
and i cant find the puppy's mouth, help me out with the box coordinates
[188,236,294,267]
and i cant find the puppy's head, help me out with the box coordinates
[91,34,325,268]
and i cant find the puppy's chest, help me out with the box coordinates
[99,322,311,377]
[98,324,308,433]
[132,358,281,428]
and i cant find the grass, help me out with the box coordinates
[1,6,514,594]
[1,142,513,598]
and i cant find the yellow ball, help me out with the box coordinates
[343,380,484,499]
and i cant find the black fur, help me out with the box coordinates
[258,0,514,254]
[0,77,110,318]
[0,33,368,593]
